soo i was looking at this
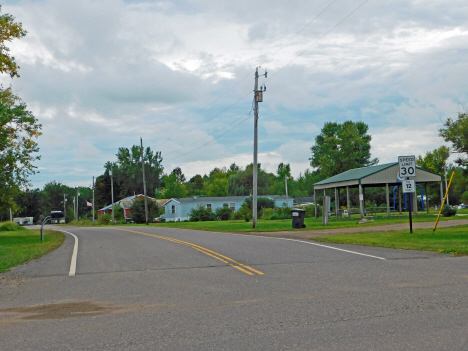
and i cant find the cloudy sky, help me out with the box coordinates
[2,0,467,189]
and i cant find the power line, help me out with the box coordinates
[165,113,254,162]
[268,0,371,82]
[164,89,254,151]
[155,0,338,136]
[165,96,255,157]
[159,0,371,163]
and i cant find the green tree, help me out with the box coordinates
[439,112,468,168]
[114,145,164,198]
[162,173,188,199]
[0,87,41,213]
[130,198,159,224]
[416,146,450,174]
[0,6,27,78]
[187,174,204,196]
[310,121,378,179]
[205,168,228,197]
[228,163,274,196]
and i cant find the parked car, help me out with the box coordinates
[154,214,165,223]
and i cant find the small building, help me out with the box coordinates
[98,194,165,219]
[313,162,443,218]
[164,195,293,222]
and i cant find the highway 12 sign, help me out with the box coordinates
[402,179,415,193]
[398,155,416,178]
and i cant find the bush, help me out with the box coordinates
[130,198,159,224]
[189,205,215,221]
[442,205,457,217]
[276,206,292,219]
[262,208,276,220]
[97,214,111,225]
[243,196,275,211]
[0,221,23,231]
[215,207,233,220]
[231,210,245,220]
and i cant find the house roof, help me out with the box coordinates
[164,195,291,205]
[98,194,156,211]
[313,162,442,190]
[314,163,396,186]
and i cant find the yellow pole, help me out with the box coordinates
[433,171,455,233]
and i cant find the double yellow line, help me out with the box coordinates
[113,228,263,276]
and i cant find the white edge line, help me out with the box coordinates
[280,238,386,260]
[204,231,387,260]
[60,230,79,276]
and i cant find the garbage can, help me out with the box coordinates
[291,209,306,229]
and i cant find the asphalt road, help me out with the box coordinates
[1,225,468,350]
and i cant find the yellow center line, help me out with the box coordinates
[111,228,263,276]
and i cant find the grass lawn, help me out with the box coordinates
[0,222,65,274]
[311,224,468,255]
[145,212,464,233]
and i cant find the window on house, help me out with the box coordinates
[229,203,235,210]
[171,205,176,214]
[206,204,211,209]
[223,203,228,208]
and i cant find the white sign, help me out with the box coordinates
[292,212,299,217]
[402,179,416,193]
[398,155,416,178]
[359,194,364,201]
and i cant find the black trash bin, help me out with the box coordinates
[291,209,306,228]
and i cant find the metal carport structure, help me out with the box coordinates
[313,163,443,218]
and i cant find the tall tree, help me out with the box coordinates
[0,87,41,213]
[310,121,378,179]
[0,6,27,78]
[0,8,40,214]
[416,146,450,174]
[439,112,468,168]
[161,173,188,199]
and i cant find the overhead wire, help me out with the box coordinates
[165,95,255,157]
[156,0,339,135]
[267,0,371,82]
[163,0,371,162]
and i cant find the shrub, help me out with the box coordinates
[442,205,457,217]
[215,207,233,220]
[262,208,276,220]
[189,205,215,221]
[97,214,111,225]
[276,206,292,219]
[130,198,159,224]
[303,205,321,217]
[0,221,23,231]
[231,210,245,220]
[243,196,275,211]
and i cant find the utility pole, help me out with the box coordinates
[63,194,66,220]
[10,208,12,222]
[140,137,149,225]
[444,164,449,205]
[92,176,95,225]
[110,165,115,225]
[285,175,289,208]
[77,189,80,220]
[252,67,267,228]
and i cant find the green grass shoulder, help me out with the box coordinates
[311,224,468,256]
[0,222,65,274]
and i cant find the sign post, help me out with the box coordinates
[398,155,416,233]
